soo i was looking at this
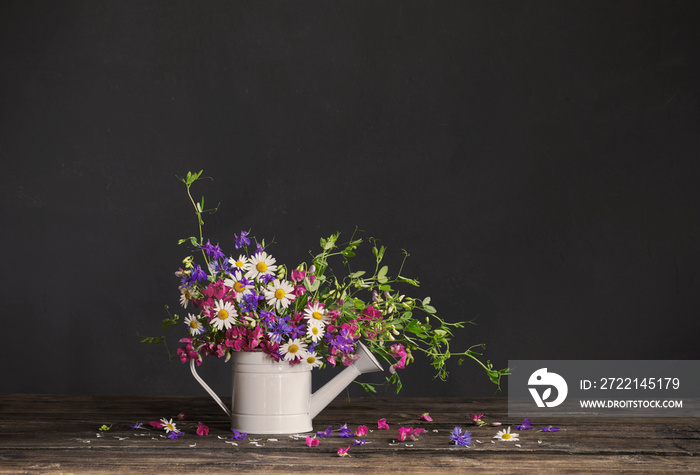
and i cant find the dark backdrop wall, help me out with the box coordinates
[2,1,699,398]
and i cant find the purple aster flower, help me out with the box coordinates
[258,273,276,285]
[198,240,225,260]
[317,425,333,438]
[167,431,185,439]
[130,422,144,429]
[234,231,251,249]
[338,424,353,438]
[231,429,247,439]
[449,427,472,446]
[515,418,533,430]
[352,439,367,446]
[541,426,560,432]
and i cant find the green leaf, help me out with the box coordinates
[178,236,200,247]
[355,382,377,394]
[373,245,386,261]
[397,275,420,286]
[185,170,203,185]
[348,271,366,279]
[423,305,437,314]
[377,265,388,283]
[405,319,429,337]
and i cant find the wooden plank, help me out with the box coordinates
[2,449,700,474]
[1,394,698,473]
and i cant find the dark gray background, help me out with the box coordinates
[2,1,699,398]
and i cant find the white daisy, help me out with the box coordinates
[160,418,178,433]
[228,254,249,274]
[264,279,296,310]
[245,251,277,280]
[306,319,325,343]
[493,426,519,442]
[223,276,253,302]
[183,314,205,335]
[303,351,323,368]
[303,302,330,325]
[211,299,237,331]
[280,338,308,362]
[179,287,195,309]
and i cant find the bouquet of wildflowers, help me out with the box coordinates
[144,170,508,393]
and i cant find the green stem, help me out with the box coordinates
[185,182,209,268]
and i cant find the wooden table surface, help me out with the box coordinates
[1,394,698,473]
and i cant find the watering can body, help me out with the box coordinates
[191,342,383,434]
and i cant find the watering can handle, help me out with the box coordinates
[190,359,231,418]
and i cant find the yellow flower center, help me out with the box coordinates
[166,424,174,431]
[218,309,229,320]
[275,289,286,299]
[312,311,323,320]
[502,433,511,439]
[256,262,267,273]
[288,344,299,354]
[311,327,319,335]
[233,281,245,293]
[189,321,198,329]
[236,260,244,268]
[307,356,316,364]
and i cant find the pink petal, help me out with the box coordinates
[306,436,320,447]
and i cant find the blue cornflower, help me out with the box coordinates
[352,439,367,445]
[231,429,247,439]
[258,273,276,285]
[259,310,277,326]
[540,426,560,432]
[240,290,261,314]
[234,231,251,249]
[267,316,292,344]
[515,418,533,430]
[198,240,225,260]
[130,422,144,429]
[449,427,472,446]
[209,258,233,276]
[167,431,185,439]
[288,322,306,339]
[317,425,333,438]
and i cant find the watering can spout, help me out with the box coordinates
[309,342,384,419]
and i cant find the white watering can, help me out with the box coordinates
[190,342,383,434]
